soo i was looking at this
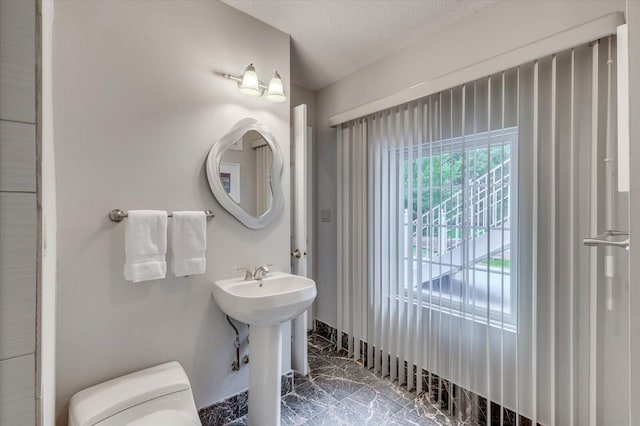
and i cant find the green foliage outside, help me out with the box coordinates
[403,143,511,230]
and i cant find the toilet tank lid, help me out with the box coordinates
[69,361,192,426]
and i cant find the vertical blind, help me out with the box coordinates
[337,38,617,425]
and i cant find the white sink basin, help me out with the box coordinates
[212,271,317,425]
[212,271,317,326]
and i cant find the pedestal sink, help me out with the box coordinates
[212,271,317,426]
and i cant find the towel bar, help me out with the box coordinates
[109,209,215,223]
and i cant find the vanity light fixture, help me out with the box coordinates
[264,71,286,103]
[239,63,261,96]
[222,63,287,103]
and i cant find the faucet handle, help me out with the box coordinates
[253,264,273,280]
[237,267,253,281]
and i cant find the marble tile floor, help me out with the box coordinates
[225,334,462,426]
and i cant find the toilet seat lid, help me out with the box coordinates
[127,410,200,426]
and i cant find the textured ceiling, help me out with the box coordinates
[221,0,499,91]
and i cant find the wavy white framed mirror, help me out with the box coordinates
[206,118,284,229]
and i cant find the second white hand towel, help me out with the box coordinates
[124,210,168,283]
[171,211,207,277]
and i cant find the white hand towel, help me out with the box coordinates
[124,210,168,283]
[171,211,207,277]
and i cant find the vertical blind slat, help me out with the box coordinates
[459,84,467,417]
[397,108,404,383]
[368,116,376,369]
[352,122,359,360]
[515,67,521,424]
[337,126,343,352]
[445,90,458,414]
[416,100,425,394]
[426,96,435,393]
[471,82,479,420]
[380,109,389,373]
[500,71,506,426]
[374,110,386,371]
[388,110,398,378]
[405,104,414,387]
[532,60,539,426]
[486,75,493,425]
[373,116,381,368]
[588,41,599,426]
[550,54,558,426]
[568,48,576,426]
[348,123,354,357]
[437,94,444,402]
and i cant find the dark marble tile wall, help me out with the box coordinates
[198,371,294,426]
[314,320,337,344]
[314,319,543,426]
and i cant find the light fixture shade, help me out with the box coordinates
[265,71,286,103]
[239,63,261,96]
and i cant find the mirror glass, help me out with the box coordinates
[206,118,284,229]
[219,130,273,217]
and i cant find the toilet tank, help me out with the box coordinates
[68,361,199,426]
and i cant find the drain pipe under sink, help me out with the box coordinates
[226,315,249,371]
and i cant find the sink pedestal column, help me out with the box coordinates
[291,311,308,375]
[248,324,282,426]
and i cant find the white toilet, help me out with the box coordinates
[68,361,201,426]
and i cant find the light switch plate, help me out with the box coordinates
[320,209,331,223]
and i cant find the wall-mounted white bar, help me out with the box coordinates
[617,24,630,192]
[109,209,214,222]
[604,36,616,312]
[329,12,624,127]
[292,104,308,374]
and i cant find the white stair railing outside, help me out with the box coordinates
[411,157,511,257]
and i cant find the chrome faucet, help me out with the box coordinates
[253,264,272,280]
[237,265,272,281]
[237,267,253,281]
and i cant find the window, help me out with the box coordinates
[402,127,517,325]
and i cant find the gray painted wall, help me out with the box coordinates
[53,1,290,423]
